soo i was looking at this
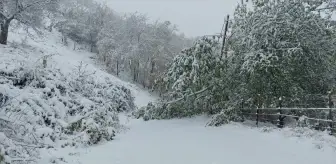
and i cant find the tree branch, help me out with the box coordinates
[315,6,336,11]
[166,87,210,104]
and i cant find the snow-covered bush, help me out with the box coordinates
[0,46,136,163]
[132,107,146,119]
[66,114,117,145]
[206,108,243,127]
[143,99,205,121]
[0,118,40,164]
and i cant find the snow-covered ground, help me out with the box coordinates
[2,29,336,164]
[51,116,336,164]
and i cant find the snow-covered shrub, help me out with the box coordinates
[206,108,243,127]
[68,62,135,113]
[143,100,204,121]
[0,47,136,162]
[66,107,119,145]
[132,107,146,119]
[0,118,40,164]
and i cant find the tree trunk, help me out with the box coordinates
[150,60,155,74]
[116,59,119,76]
[90,34,94,52]
[133,60,139,82]
[133,66,136,82]
[49,23,54,32]
[137,61,139,82]
[0,20,10,45]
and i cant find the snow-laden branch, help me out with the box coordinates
[166,87,210,104]
[315,6,336,11]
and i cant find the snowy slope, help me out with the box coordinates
[7,29,156,108]
[0,29,156,163]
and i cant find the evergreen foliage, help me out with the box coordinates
[146,0,336,125]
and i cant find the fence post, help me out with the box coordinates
[328,93,333,135]
[277,97,284,128]
[256,108,259,127]
[256,94,260,127]
[241,99,245,122]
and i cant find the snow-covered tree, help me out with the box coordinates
[0,0,59,45]
[230,0,336,107]
[97,12,192,88]
[145,0,336,125]
[144,36,231,119]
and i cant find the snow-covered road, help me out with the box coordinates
[64,116,336,164]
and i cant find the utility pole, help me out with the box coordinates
[220,15,230,59]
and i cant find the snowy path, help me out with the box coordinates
[65,116,336,164]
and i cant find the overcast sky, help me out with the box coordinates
[98,0,240,37]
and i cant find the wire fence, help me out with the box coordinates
[240,95,336,135]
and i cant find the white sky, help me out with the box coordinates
[98,0,240,37]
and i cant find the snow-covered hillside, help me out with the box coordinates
[0,29,156,164]
[1,29,335,164]
[6,29,156,107]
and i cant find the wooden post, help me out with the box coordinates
[328,93,333,135]
[241,99,245,122]
[256,109,259,127]
[256,95,260,127]
[277,97,284,128]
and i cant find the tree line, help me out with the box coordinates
[0,0,193,88]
